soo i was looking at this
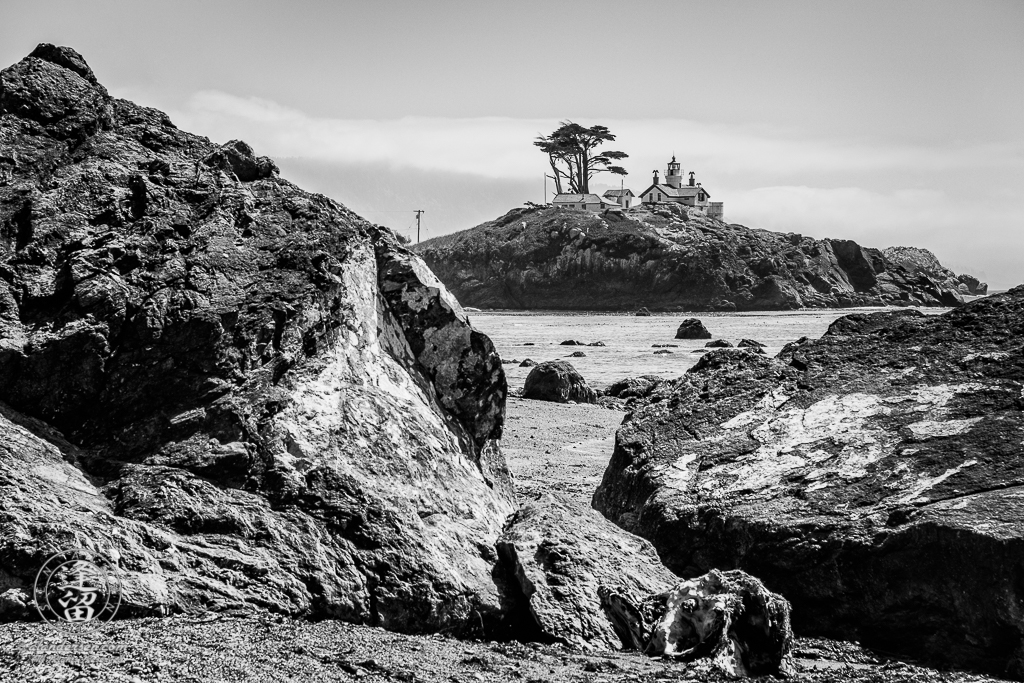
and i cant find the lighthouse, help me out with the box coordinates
[666,155,682,189]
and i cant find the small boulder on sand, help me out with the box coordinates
[675,318,712,340]
[606,376,663,399]
[601,569,794,678]
[522,361,597,403]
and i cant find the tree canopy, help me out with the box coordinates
[535,121,628,195]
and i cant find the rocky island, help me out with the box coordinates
[414,203,981,311]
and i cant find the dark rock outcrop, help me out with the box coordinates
[675,318,712,340]
[0,45,516,633]
[414,204,967,311]
[884,246,987,296]
[737,338,765,353]
[521,361,596,404]
[958,273,989,296]
[496,494,676,651]
[704,339,733,348]
[519,359,535,367]
[603,569,794,677]
[593,287,1024,678]
[567,350,586,358]
[606,376,663,400]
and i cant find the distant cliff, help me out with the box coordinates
[414,204,976,311]
[883,246,988,295]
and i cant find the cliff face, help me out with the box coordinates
[0,45,515,631]
[414,204,972,311]
[884,245,988,295]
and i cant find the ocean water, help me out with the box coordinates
[470,308,951,390]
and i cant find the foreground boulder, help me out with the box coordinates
[0,45,515,632]
[602,569,794,677]
[594,288,1024,678]
[522,361,596,403]
[414,204,974,311]
[675,318,712,339]
[496,494,676,651]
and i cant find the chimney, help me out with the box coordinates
[688,171,696,187]
[653,170,660,185]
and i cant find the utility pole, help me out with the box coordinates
[414,209,424,243]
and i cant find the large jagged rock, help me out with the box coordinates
[884,245,988,296]
[495,494,676,651]
[0,45,517,633]
[593,287,1024,678]
[521,361,596,404]
[413,203,968,311]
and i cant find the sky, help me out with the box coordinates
[3,0,1022,288]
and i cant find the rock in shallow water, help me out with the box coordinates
[0,45,515,633]
[675,318,712,340]
[594,287,1024,678]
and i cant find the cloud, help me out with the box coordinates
[162,90,1021,183]
[149,89,1021,288]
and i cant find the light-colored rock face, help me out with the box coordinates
[659,383,990,503]
[0,45,513,634]
[495,494,676,651]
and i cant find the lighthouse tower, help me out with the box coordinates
[665,155,682,189]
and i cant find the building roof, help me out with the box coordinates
[639,183,711,199]
[603,189,635,198]
[552,193,605,203]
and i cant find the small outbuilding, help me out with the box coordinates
[552,193,622,212]
[603,188,635,209]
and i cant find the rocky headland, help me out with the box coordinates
[414,203,978,311]
[593,287,1024,678]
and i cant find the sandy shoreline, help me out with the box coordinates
[503,397,625,505]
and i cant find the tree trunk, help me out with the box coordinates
[547,156,563,195]
[580,148,589,194]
